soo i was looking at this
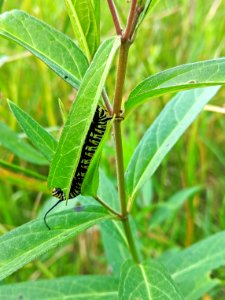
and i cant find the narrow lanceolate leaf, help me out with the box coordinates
[162,231,225,298]
[119,260,183,300]
[0,206,112,281]
[0,121,48,165]
[0,276,119,300]
[65,0,99,61]
[137,0,160,29]
[0,10,88,89]
[125,58,225,115]
[48,37,120,198]
[150,186,202,228]
[125,87,220,202]
[8,101,57,162]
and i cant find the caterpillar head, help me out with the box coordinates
[52,187,65,200]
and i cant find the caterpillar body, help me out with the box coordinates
[44,105,110,229]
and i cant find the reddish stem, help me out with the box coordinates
[123,0,137,40]
[107,0,123,35]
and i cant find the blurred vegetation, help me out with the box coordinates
[0,0,225,296]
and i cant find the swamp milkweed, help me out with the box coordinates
[44,105,111,229]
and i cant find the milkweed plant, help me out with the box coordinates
[0,0,225,299]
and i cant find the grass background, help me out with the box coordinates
[0,0,225,297]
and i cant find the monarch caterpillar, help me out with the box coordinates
[44,105,111,229]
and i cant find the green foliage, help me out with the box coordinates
[8,100,57,161]
[0,206,112,281]
[0,9,88,89]
[0,120,48,165]
[0,1,225,299]
[149,186,202,228]
[0,276,119,299]
[119,260,183,299]
[64,0,100,61]
[125,87,220,203]
[48,37,120,198]
[126,59,225,114]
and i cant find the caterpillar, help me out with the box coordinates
[44,105,110,229]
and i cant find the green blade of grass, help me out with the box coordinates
[125,87,220,204]
[48,37,120,198]
[125,58,225,115]
[119,260,183,299]
[0,168,48,192]
[0,9,88,89]
[0,205,112,281]
[8,100,57,162]
[0,121,48,165]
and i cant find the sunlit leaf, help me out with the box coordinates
[48,37,120,198]
[161,231,225,298]
[125,58,225,115]
[0,121,48,165]
[0,276,119,300]
[8,100,57,162]
[0,9,88,89]
[65,0,99,61]
[119,260,183,299]
[0,206,112,280]
[125,87,219,203]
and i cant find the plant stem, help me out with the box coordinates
[107,0,123,35]
[113,120,127,215]
[111,1,142,263]
[113,118,140,263]
[113,41,130,116]
[102,88,113,116]
[124,0,137,40]
[95,196,122,218]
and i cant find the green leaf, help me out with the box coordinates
[8,100,57,162]
[125,87,220,202]
[137,0,160,29]
[48,37,120,198]
[0,276,119,299]
[125,58,225,115]
[98,171,131,275]
[183,275,219,300]
[150,186,202,228]
[0,121,48,165]
[119,260,183,299]
[0,9,88,89]
[0,205,112,281]
[0,159,47,181]
[162,231,225,298]
[81,119,113,197]
[65,0,99,61]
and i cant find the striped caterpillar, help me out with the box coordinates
[44,105,110,229]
